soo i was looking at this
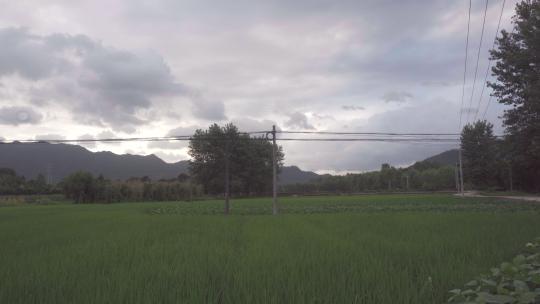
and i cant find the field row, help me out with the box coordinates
[149,194,540,215]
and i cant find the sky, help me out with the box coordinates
[0,0,518,174]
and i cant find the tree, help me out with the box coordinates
[188,123,284,197]
[489,0,540,190]
[62,171,96,204]
[461,121,499,189]
[0,168,25,194]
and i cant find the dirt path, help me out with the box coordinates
[455,191,540,202]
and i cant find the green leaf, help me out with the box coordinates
[513,255,527,266]
[449,289,462,295]
[513,280,529,292]
[530,273,540,285]
[516,291,538,304]
[466,280,479,287]
[476,292,516,304]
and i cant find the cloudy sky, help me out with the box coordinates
[0,0,517,173]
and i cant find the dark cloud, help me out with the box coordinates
[284,112,314,130]
[0,28,67,80]
[382,91,413,103]
[0,27,224,132]
[0,106,43,125]
[190,96,227,121]
[0,0,511,171]
[342,105,365,111]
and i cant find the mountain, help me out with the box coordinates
[0,142,188,183]
[420,149,459,166]
[0,142,319,185]
[279,166,320,185]
[0,143,459,185]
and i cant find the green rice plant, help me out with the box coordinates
[0,194,539,303]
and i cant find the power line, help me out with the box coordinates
[2,130,505,144]
[3,131,269,144]
[474,0,506,121]
[276,131,461,136]
[3,136,461,144]
[459,0,473,132]
[465,0,490,124]
[276,138,460,142]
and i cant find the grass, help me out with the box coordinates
[0,194,539,303]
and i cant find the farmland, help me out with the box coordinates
[1,194,540,303]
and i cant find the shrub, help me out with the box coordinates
[448,238,540,303]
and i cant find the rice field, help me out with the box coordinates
[0,194,539,303]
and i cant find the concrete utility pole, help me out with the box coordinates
[405,175,409,191]
[509,165,513,192]
[458,148,465,196]
[455,163,460,192]
[224,139,230,215]
[271,125,278,215]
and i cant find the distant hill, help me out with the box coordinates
[0,142,188,182]
[420,149,458,166]
[279,166,320,185]
[0,142,319,185]
[0,143,460,185]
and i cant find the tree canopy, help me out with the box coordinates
[188,123,284,196]
[461,121,499,189]
[488,0,540,190]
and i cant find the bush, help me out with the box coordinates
[61,172,203,203]
[448,238,540,303]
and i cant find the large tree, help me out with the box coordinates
[461,121,499,189]
[188,123,283,196]
[489,0,540,190]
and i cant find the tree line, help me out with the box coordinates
[281,162,456,194]
[461,1,539,192]
[0,168,58,195]
[61,172,203,204]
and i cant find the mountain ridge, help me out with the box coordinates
[0,142,318,185]
[0,142,457,185]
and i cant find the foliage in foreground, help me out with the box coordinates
[448,238,540,303]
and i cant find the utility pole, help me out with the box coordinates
[509,165,513,192]
[224,138,230,215]
[405,175,409,191]
[455,163,460,192]
[271,125,278,215]
[458,148,464,196]
[46,163,53,184]
[188,177,193,202]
